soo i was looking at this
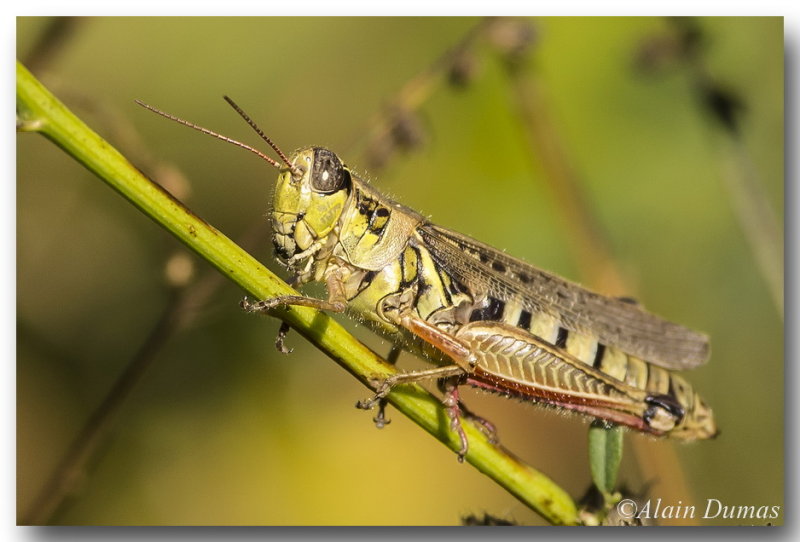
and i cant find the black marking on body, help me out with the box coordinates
[644,393,686,423]
[436,267,454,307]
[517,310,532,330]
[454,279,470,294]
[445,273,462,296]
[356,193,380,217]
[354,270,378,297]
[469,296,506,322]
[367,206,391,239]
[274,244,293,261]
[592,343,606,368]
[399,246,420,289]
[491,260,506,273]
[409,244,439,312]
[555,327,569,348]
[398,246,407,283]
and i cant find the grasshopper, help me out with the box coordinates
[138,97,718,459]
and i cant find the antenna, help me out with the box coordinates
[223,96,295,169]
[135,99,297,175]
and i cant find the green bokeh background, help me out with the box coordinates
[17,17,783,525]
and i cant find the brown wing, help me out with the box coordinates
[418,223,710,370]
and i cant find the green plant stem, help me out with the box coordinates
[16,60,579,525]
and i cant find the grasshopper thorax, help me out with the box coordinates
[272,147,352,271]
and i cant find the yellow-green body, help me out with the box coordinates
[270,147,717,440]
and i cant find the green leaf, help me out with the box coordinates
[588,421,624,495]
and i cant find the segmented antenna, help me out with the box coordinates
[135,99,297,175]
[222,96,295,169]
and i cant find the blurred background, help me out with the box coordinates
[17,17,783,525]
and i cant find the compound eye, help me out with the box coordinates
[311,148,350,193]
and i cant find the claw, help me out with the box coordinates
[353,365,469,456]
[356,376,394,412]
[373,399,392,428]
[240,296,278,313]
[355,397,375,410]
[275,322,293,354]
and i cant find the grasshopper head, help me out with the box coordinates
[134,99,351,275]
[272,147,352,269]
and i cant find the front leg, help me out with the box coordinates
[242,264,350,315]
[241,268,350,351]
[241,294,346,314]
